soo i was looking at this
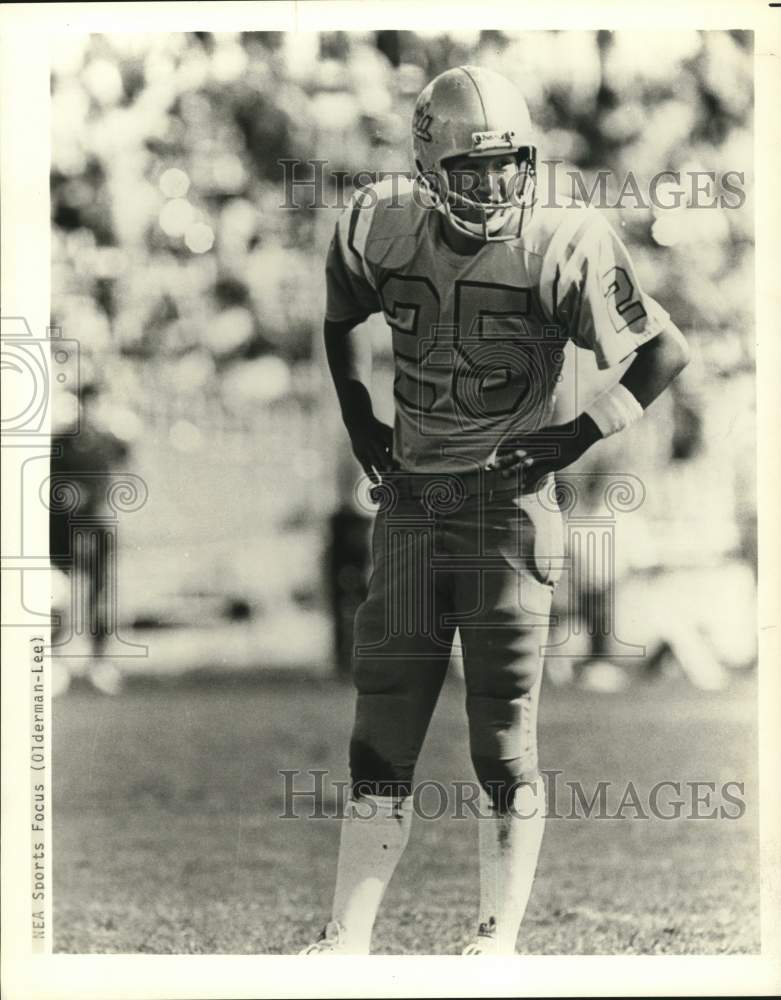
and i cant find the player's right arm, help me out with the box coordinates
[324,190,393,484]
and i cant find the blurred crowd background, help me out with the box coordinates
[48,29,756,692]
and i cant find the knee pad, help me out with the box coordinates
[471,751,540,813]
[349,660,448,799]
[468,686,540,813]
[349,732,415,799]
[350,658,418,797]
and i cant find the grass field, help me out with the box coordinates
[53,671,759,955]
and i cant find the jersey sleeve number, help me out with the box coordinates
[602,266,647,332]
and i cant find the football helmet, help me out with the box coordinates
[412,65,537,242]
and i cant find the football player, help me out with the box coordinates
[302,65,689,955]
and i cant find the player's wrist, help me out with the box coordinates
[578,412,603,447]
[584,384,644,439]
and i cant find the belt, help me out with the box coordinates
[370,468,548,504]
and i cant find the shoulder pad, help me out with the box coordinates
[362,176,427,271]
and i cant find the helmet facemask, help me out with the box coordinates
[416,145,537,243]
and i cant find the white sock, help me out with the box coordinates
[331,794,413,953]
[477,778,546,953]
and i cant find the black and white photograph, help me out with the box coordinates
[1,2,779,998]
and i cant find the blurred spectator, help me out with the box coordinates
[50,380,136,693]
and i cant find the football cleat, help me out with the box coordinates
[461,917,501,955]
[412,65,537,243]
[298,920,348,955]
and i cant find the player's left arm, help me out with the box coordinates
[489,214,690,480]
[616,321,691,411]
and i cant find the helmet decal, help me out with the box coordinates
[413,101,433,143]
[471,129,518,152]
